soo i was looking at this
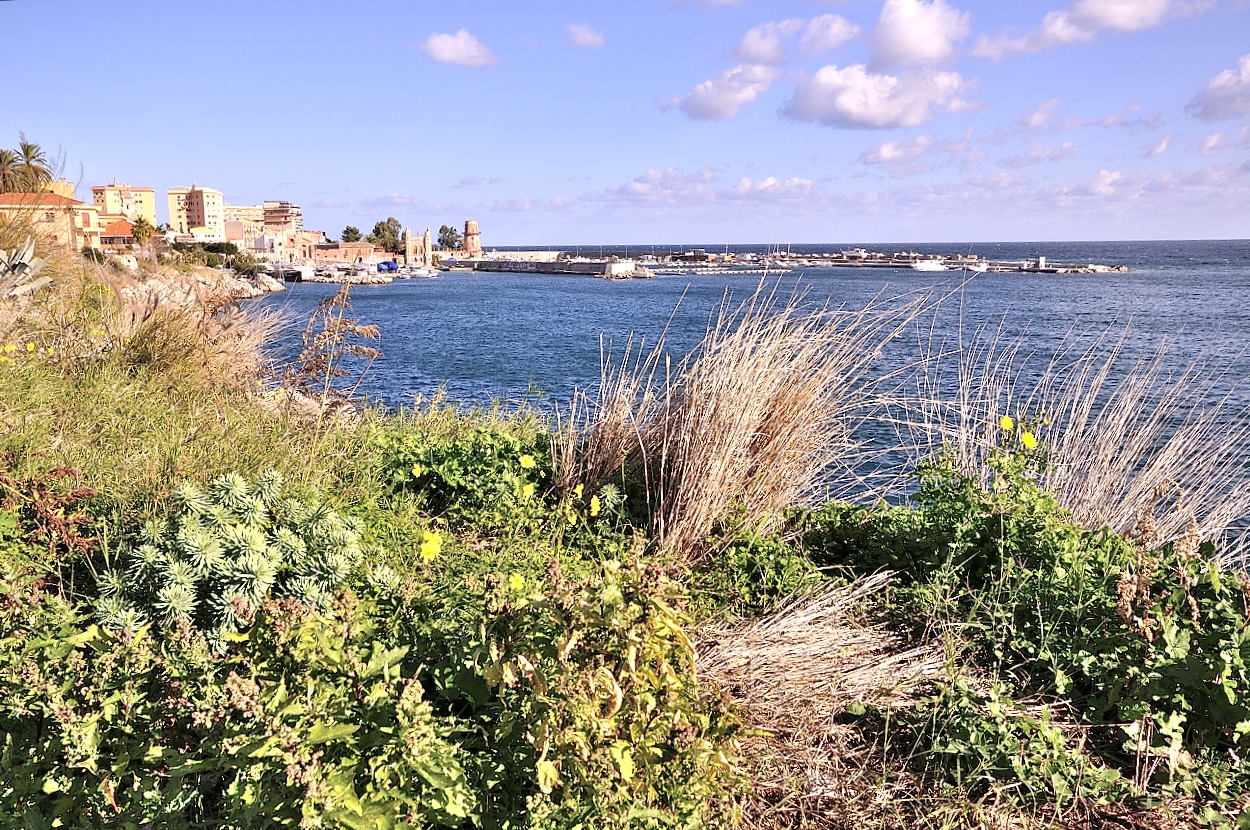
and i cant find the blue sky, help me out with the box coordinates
[3,0,1249,243]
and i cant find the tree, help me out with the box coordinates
[341,225,362,243]
[367,217,403,255]
[131,216,155,248]
[0,149,19,193]
[15,135,52,191]
[438,224,462,251]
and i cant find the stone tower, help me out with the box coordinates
[403,227,416,265]
[463,220,482,256]
[422,228,433,265]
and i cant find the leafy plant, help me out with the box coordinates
[95,470,369,649]
[379,424,554,532]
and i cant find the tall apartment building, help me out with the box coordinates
[167,184,225,235]
[263,200,302,232]
[91,183,157,226]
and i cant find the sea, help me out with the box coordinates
[256,240,1250,416]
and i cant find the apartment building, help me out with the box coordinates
[263,200,302,232]
[167,184,225,236]
[91,183,157,226]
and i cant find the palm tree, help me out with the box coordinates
[0,149,19,193]
[131,216,155,247]
[16,135,53,191]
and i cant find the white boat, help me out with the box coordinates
[966,262,989,273]
[911,259,948,272]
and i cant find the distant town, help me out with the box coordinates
[0,176,1128,282]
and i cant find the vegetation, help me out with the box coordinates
[438,224,462,251]
[2,203,1250,829]
[341,225,362,243]
[0,134,56,193]
[368,217,404,255]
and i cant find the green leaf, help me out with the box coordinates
[306,721,360,745]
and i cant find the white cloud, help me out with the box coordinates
[1079,169,1123,196]
[1144,134,1173,157]
[1021,98,1061,130]
[566,24,605,48]
[869,0,971,69]
[1199,132,1228,155]
[800,15,862,57]
[860,130,986,177]
[588,167,825,208]
[421,30,497,67]
[974,0,1186,61]
[1187,54,1250,121]
[999,141,1081,168]
[734,19,805,65]
[781,65,974,129]
[729,176,817,200]
[859,135,938,177]
[677,64,782,120]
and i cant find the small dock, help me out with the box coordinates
[468,259,653,279]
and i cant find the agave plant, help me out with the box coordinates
[0,237,51,299]
[96,470,369,648]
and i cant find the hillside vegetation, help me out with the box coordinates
[3,231,1250,829]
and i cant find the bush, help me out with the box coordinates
[95,471,375,649]
[378,424,555,532]
[807,426,1250,817]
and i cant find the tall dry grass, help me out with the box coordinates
[554,282,925,563]
[902,318,1250,560]
[2,232,279,388]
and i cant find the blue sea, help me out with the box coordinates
[257,240,1250,414]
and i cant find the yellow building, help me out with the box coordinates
[167,184,225,235]
[91,183,157,226]
[0,192,102,250]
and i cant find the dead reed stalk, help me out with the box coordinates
[902,319,1250,560]
[554,282,925,563]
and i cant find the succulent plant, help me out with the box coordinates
[96,470,368,647]
[0,237,51,299]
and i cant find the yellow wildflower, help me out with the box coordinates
[509,573,525,592]
[573,483,584,500]
[566,511,577,527]
[999,415,1015,431]
[3,343,15,353]
[419,530,442,561]
[25,343,35,353]
[519,454,536,469]
[589,495,601,517]
[522,482,535,499]
[1021,431,1038,451]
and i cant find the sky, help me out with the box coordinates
[3,0,1250,244]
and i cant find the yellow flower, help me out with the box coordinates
[522,482,535,499]
[999,415,1015,431]
[519,454,536,469]
[2,343,14,353]
[589,495,601,517]
[25,343,34,353]
[419,530,442,561]
[573,483,584,500]
[1021,431,1038,451]
[566,511,577,527]
[509,573,525,592]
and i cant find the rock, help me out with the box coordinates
[254,273,286,293]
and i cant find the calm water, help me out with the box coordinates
[257,240,1250,413]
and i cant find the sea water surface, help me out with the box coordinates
[257,240,1250,414]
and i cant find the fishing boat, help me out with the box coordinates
[911,259,948,272]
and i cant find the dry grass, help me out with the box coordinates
[902,320,1250,560]
[554,282,925,562]
[2,244,280,388]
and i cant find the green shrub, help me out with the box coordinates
[452,557,743,829]
[95,470,373,649]
[0,583,474,828]
[807,427,1250,817]
[378,424,554,532]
